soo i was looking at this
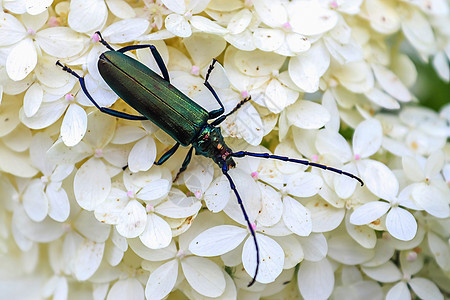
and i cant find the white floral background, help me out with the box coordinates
[0,0,449,299]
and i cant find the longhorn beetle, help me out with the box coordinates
[57,32,364,287]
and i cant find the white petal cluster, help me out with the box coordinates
[0,0,449,299]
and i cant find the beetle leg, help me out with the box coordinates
[204,59,225,119]
[231,151,364,186]
[173,146,194,182]
[56,61,147,121]
[222,166,260,287]
[117,44,170,82]
[154,143,180,165]
[95,31,115,51]
[210,97,252,126]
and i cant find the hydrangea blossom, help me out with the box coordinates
[0,0,449,299]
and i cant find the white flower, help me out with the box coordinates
[161,0,227,38]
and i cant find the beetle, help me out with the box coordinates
[57,31,363,287]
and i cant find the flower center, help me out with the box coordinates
[94,149,103,157]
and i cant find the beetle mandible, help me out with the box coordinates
[57,31,363,287]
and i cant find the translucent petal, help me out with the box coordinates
[6,38,37,81]
[412,184,449,218]
[289,43,330,92]
[165,14,191,37]
[357,159,399,200]
[401,8,435,55]
[386,282,410,300]
[233,48,285,76]
[286,100,331,129]
[84,110,116,149]
[155,197,201,219]
[361,261,402,282]
[0,144,38,178]
[425,150,444,178]
[128,238,177,261]
[108,278,144,300]
[298,233,327,262]
[13,207,64,243]
[145,259,178,300]
[189,225,247,256]
[139,214,172,249]
[372,64,411,102]
[350,201,390,225]
[111,126,146,144]
[116,200,147,238]
[74,158,111,211]
[253,0,287,27]
[36,27,87,58]
[183,158,214,198]
[242,234,284,284]
[345,213,376,249]
[47,182,70,222]
[23,179,48,222]
[409,278,443,300]
[264,78,288,113]
[68,0,108,33]
[26,0,53,15]
[427,232,450,271]
[297,259,334,300]
[128,136,156,172]
[328,234,375,265]
[204,175,230,213]
[307,199,345,232]
[386,207,417,241]
[253,28,284,52]
[102,18,150,43]
[289,1,338,35]
[181,256,226,297]
[364,0,400,34]
[74,210,111,242]
[273,235,304,269]
[365,88,400,110]
[315,129,352,162]
[61,104,87,147]
[29,132,54,175]
[224,30,256,51]
[184,34,227,68]
[227,8,252,34]
[160,0,185,14]
[20,98,67,129]
[282,196,312,236]
[0,13,27,46]
[23,82,43,117]
[190,16,228,35]
[257,183,283,227]
[362,239,395,267]
[73,240,105,280]
[353,119,382,158]
[105,0,136,19]
[432,51,449,81]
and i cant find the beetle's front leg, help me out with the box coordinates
[155,143,180,165]
[56,61,147,121]
[173,146,194,182]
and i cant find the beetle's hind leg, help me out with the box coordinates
[222,166,260,287]
[55,61,147,121]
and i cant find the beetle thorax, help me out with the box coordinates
[193,125,235,170]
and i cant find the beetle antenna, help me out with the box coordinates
[222,166,260,287]
[231,151,364,186]
[95,31,115,51]
[211,97,252,126]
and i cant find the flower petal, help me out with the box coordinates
[181,256,226,297]
[145,259,178,300]
[386,207,417,241]
[189,225,247,256]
